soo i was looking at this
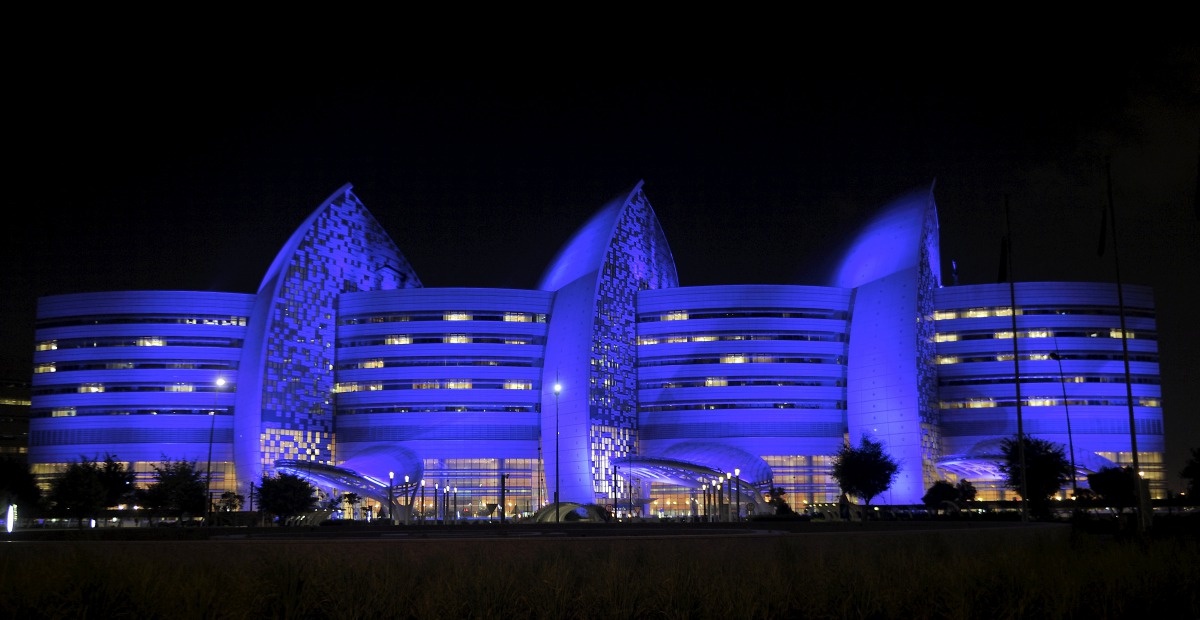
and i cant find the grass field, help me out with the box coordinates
[2,520,1197,619]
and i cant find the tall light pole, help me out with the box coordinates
[404,475,410,525]
[554,381,561,523]
[204,377,225,525]
[1050,343,1078,498]
[388,471,394,525]
[734,468,741,522]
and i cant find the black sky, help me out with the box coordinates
[5,46,1197,489]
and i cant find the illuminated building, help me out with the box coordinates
[26,182,1166,517]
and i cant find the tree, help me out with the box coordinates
[999,435,1070,519]
[47,457,108,524]
[832,436,899,507]
[0,457,41,517]
[766,487,794,516]
[256,473,317,524]
[922,481,959,510]
[1087,466,1138,511]
[216,490,244,512]
[98,454,136,508]
[1181,447,1200,500]
[138,458,206,522]
[956,479,977,502]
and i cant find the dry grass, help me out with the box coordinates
[1,524,1197,619]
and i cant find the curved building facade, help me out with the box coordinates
[27,182,1168,518]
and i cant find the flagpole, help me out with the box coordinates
[1004,196,1029,523]
[1102,157,1148,533]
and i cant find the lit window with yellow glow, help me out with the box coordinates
[385,335,412,345]
[1027,398,1055,407]
[78,384,105,393]
[934,311,957,320]
[503,381,532,390]
[504,339,528,345]
[445,312,472,321]
[1110,329,1135,339]
[662,311,689,321]
[34,363,55,373]
[1026,330,1052,338]
[167,384,194,393]
[444,334,471,343]
[503,312,530,322]
[721,354,746,364]
[137,337,166,346]
[935,333,958,342]
[1138,398,1161,407]
[414,381,439,389]
[638,337,659,345]
[446,380,472,389]
[937,356,959,364]
[36,340,58,351]
[691,335,717,342]
[360,359,384,369]
[51,409,76,417]
[995,331,1014,339]
[705,377,728,387]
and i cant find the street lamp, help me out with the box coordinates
[443,485,449,524]
[734,468,741,522]
[702,484,708,522]
[1050,343,1079,498]
[204,377,226,525]
[453,487,458,523]
[404,475,410,524]
[420,479,426,525]
[554,381,561,523]
[388,471,394,525]
[714,477,722,522]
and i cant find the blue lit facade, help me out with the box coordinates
[27,183,1167,516]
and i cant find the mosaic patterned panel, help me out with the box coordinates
[590,189,679,497]
[258,191,420,475]
[917,194,942,490]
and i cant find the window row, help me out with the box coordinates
[934,329,1148,342]
[939,397,1161,409]
[639,355,843,368]
[637,332,845,345]
[339,335,542,347]
[639,378,844,389]
[640,309,848,323]
[933,306,1154,320]
[341,312,547,325]
[35,315,249,329]
[335,380,536,392]
[936,353,1158,365]
[35,337,245,351]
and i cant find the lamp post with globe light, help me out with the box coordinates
[554,381,561,523]
[204,377,226,525]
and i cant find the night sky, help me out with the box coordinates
[6,47,1197,489]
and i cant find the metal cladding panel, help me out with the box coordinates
[28,414,233,463]
[636,285,852,312]
[36,291,257,319]
[934,282,1155,310]
[846,268,929,505]
[339,287,554,314]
